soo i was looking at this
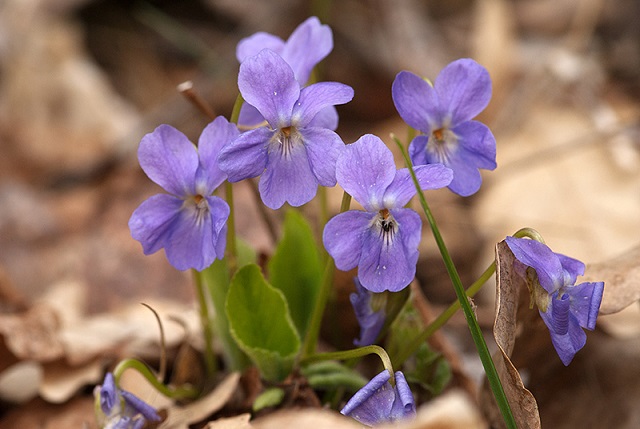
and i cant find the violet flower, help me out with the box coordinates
[323,134,452,292]
[341,370,416,426]
[505,236,604,365]
[392,59,496,196]
[218,49,354,209]
[236,16,338,130]
[94,372,161,429]
[129,117,237,271]
[351,278,386,347]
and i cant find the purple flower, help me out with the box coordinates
[392,59,496,196]
[218,49,354,209]
[351,278,385,347]
[129,118,237,271]
[323,134,452,292]
[95,372,161,429]
[505,236,604,365]
[235,17,338,130]
[341,370,416,426]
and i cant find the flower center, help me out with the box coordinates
[186,194,210,225]
[427,127,457,164]
[273,125,299,159]
[376,209,396,246]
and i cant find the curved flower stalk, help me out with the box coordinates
[94,373,161,429]
[341,370,416,426]
[129,117,238,271]
[392,59,496,196]
[505,236,604,365]
[323,134,452,292]
[235,16,338,130]
[218,49,354,209]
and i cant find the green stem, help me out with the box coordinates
[193,269,217,378]
[301,191,351,358]
[392,135,516,429]
[301,345,395,385]
[113,358,199,400]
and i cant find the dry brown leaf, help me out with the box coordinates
[0,305,64,362]
[582,244,640,314]
[159,372,240,429]
[252,409,360,429]
[0,361,43,404]
[480,241,541,429]
[204,413,252,429]
[39,358,103,404]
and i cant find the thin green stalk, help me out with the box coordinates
[193,269,217,378]
[392,262,496,367]
[392,135,516,429]
[113,358,199,400]
[301,191,352,358]
[301,345,395,385]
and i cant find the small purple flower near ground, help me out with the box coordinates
[392,59,496,196]
[341,370,416,426]
[94,372,161,429]
[235,16,338,130]
[129,117,238,271]
[218,49,354,209]
[505,236,604,365]
[323,134,452,292]
[351,278,386,346]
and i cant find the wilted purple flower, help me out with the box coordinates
[505,236,604,365]
[236,16,338,130]
[95,372,161,429]
[129,117,237,271]
[218,49,354,209]
[351,278,385,347]
[392,59,496,196]
[341,370,416,426]
[323,134,452,292]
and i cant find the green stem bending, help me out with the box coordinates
[301,345,395,386]
[301,192,352,358]
[392,135,517,429]
[113,358,199,400]
[193,269,217,378]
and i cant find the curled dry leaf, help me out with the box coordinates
[39,358,103,404]
[582,243,640,314]
[479,241,541,429]
[159,372,241,429]
[204,413,252,429]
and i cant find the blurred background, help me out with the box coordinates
[0,0,639,427]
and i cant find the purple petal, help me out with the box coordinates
[539,306,586,366]
[121,390,161,422]
[358,208,421,292]
[238,49,300,127]
[341,370,394,426]
[434,59,492,125]
[292,82,353,128]
[258,139,318,209]
[337,134,396,212]
[99,373,117,415]
[350,279,385,347]
[383,164,453,208]
[567,282,604,330]
[504,237,565,294]
[217,127,271,182]
[323,211,372,271]
[281,16,333,85]
[138,125,198,196]
[163,196,230,271]
[551,293,571,335]
[301,127,344,187]
[438,121,496,196]
[557,253,586,285]
[237,103,267,128]
[408,135,429,166]
[392,71,441,132]
[390,372,417,421]
[308,105,339,131]
[196,116,237,193]
[236,32,284,63]
[129,194,183,256]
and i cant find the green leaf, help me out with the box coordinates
[201,240,256,371]
[252,387,285,412]
[268,210,323,337]
[225,264,300,381]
